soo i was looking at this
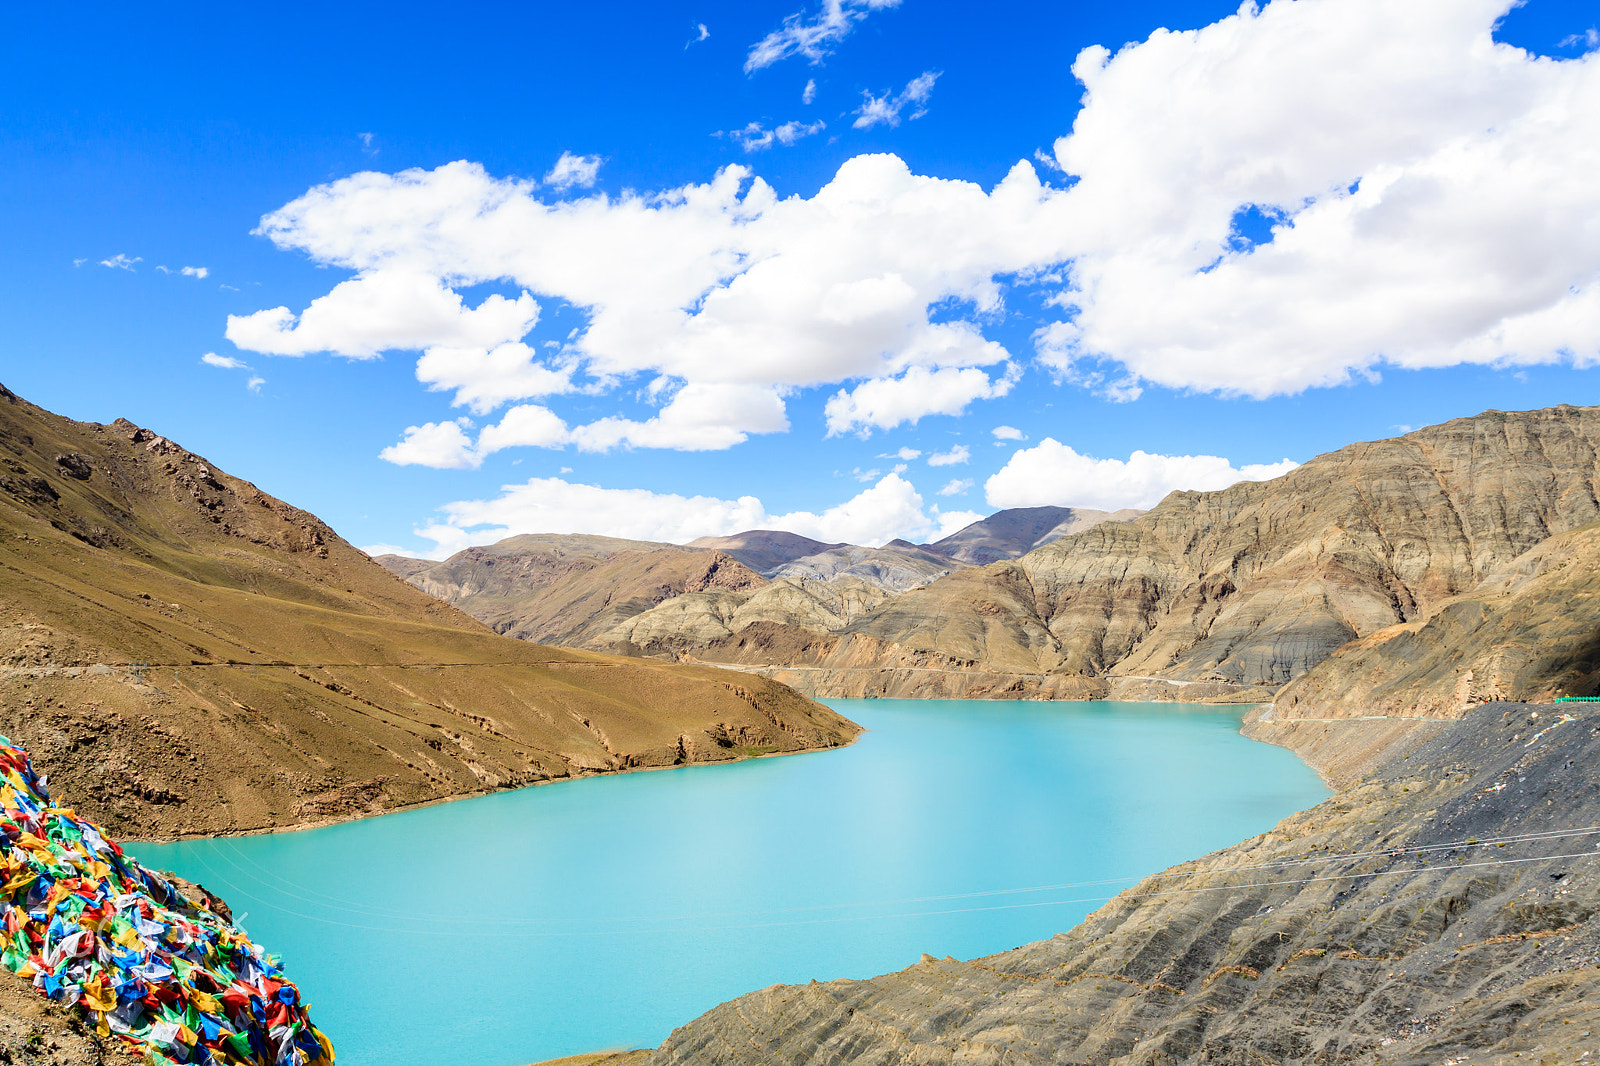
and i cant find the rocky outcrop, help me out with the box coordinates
[1272,521,1600,719]
[0,385,859,838]
[595,701,1600,1065]
[1234,520,1600,786]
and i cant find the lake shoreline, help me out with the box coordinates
[121,727,867,845]
[132,698,1328,1065]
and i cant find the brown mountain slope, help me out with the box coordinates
[384,536,765,647]
[928,505,1144,565]
[1264,520,1600,725]
[0,385,858,839]
[713,406,1600,700]
[378,531,967,661]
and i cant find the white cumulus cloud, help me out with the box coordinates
[415,342,575,414]
[825,364,1014,436]
[231,0,1600,460]
[937,478,973,495]
[233,155,1052,450]
[986,438,1298,511]
[378,419,481,470]
[1037,0,1600,396]
[227,271,538,359]
[410,471,956,557]
[380,382,790,468]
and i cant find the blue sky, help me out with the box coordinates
[2,0,1597,556]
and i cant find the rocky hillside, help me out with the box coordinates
[927,504,1145,565]
[388,534,766,646]
[384,407,1600,710]
[589,699,1600,1065]
[379,512,1140,672]
[692,406,1600,702]
[0,385,859,839]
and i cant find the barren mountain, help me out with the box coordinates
[0,385,858,839]
[767,539,964,591]
[381,535,765,646]
[927,505,1145,565]
[706,407,1600,701]
[381,531,970,658]
[1267,520,1600,724]
[687,530,841,574]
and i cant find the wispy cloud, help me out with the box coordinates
[937,478,973,496]
[853,71,939,129]
[746,0,901,73]
[802,78,817,104]
[157,265,210,278]
[201,351,264,392]
[544,151,602,191]
[927,444,970,466]
[726,119,826,152]
[687,22,710,47]
[99,254,141,271]
[1559,28,1599,49]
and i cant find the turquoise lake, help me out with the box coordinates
[130,699,1328,1065]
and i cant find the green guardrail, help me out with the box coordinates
[1553,696,1600,702]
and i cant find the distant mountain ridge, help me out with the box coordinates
[927,505,1146,565]
[379,507,1142,658]
[723,405,1600,706]
[391,405,1600,719]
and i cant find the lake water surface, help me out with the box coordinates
[131,699,1328,1065]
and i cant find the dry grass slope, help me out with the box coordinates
[0,384,858,839]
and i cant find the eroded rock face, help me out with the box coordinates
[1269,521,1600,723]
[622,702,1600,1066]
[927,505,1145,566]
[805,406,1600,697]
